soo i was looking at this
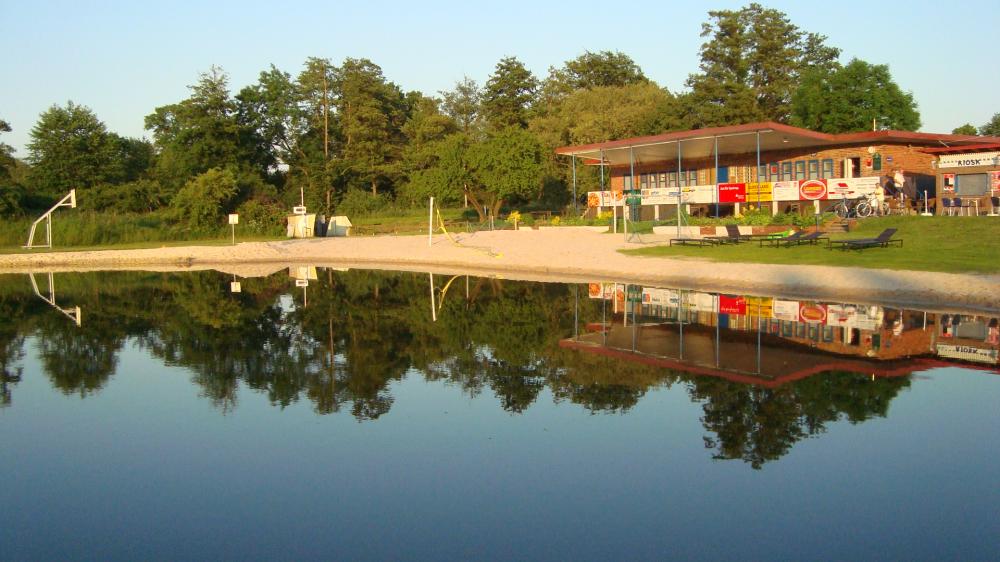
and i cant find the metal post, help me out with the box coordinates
[574,284,579,340]
[627,146,635,240]
[428,197,434,247]
[429,272,436,322]
[756,130,761,210]
[677,140,683,238]
[572,155,578,214]
[714,136,719,218]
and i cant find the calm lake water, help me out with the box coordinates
[1,269,998,561]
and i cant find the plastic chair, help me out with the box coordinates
[989,196,1000,217]
[941,197,953,216]
[952,197,963,216]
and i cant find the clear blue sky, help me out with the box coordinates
[1,0,996,154]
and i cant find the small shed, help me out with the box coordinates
[327,216,353,237]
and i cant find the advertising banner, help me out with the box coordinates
[798,302,828,324]
[799,179,828,200]
[942,174,956,194]
[745,296,773,318]
[772,299,800,321]
[745,182,773,203]
[719,295,747,315]
[718,183,747,203]
[772,181,799,201]
[827,177,879,199]
[991,171,1000,193]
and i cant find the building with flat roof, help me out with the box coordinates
[556,122,1000,218]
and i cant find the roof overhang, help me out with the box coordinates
[555,121,1000,167]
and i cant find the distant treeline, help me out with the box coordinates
[9,2,982,231]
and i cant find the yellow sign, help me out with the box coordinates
[745,296,773,318]
[745,182,773,202]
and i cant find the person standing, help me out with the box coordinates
[874,181,886,215]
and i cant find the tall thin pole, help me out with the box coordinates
[627,146,635,240]
[714,136,720,218]
[756,130,761,210]
[428,197,434,247]
[677,140,683,238]
[572,155,578,214]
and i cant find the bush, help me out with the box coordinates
[338,189,392,217]
[236,198,286,235]
[170,168,238,228]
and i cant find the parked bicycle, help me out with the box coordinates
[831,194,887,219]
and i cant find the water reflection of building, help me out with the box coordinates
[562,283,999,386]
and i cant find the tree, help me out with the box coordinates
[0,118,23,216]
[684,3,841,126]
[790,58,921,133]
[170,167,239,228]
[482,57,538,129]
[440,76,482,135]
[0,118,15,183]
[952,123,978,135]
[980,113,1000,136]
[540,51,648,104]
[468,127,543,219]
[27,102,120,197]
[399,132,470,207]
[332,58,408,196]
[145,66,270,195]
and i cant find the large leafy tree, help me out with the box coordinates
[333,58,408,196]
[540,50,648,104]
[952,123,978,135]
[980,113,1000,136]
[684,3,840,126]
[482,57,538,130]
[27,102,121,197]
[790,58,921,133]
[145,66,271,195]
[0,118,24,216]
[440,76,482,135]
[468,127,543,219]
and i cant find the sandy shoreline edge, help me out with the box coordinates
[2,229,998,313]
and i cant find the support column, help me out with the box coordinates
[572,155,578,214]
[755,130,761,210]
[677,140,683,238]
[714,136,719,218]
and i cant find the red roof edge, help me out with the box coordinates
[919,142,1000,154]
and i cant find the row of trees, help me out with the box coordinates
[3,3,993,225]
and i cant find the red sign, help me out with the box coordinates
[799,303,828,324]
[718,183,747,203]
[719,295,747,315]
[799,179,828,200]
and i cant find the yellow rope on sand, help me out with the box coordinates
[436,209,502,258]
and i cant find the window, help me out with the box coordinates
[659,173,667,187]
[686,170,698,186]
[667,172,678,187]
[758,165,767,182]
[639,173,649,189]
[649,173,659,189]
[807,160,819,179]
[795,161,806,180]
[768,163,779,181]
[821,159,834,178]
[624,175,633,190]
[781,162,793,181]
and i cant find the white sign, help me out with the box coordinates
[937,152,1000,169]
[772,299,800,322]
[772,181,799,201]
[228,214,239,225]
[295,279,309,288]
[293,205,308,215]
[936,344,999,365]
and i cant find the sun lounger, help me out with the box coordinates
[670,237,716,247]
[759,230,803,247]
[706,224,751,244]
[784,230,829,247]
[828,228,902,250]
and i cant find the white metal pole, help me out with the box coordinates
[677,140,683,239]
[231,224,236,245]
[428,197,434,247]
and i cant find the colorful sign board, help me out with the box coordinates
[942,174,956,194]
[798,179,828,200]
[991,171,1000,193]
[718,183,747,203]
[937,151,1000,169]
[719,295,747,315]
[798,303,828,324]
[745,182,773,203]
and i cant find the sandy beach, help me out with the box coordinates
[1,227,998,312]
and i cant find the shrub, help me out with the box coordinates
[337,189,391,217]
[236,198,286,235]
[170,168,238,228]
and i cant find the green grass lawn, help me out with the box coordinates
[621,216,1000,274]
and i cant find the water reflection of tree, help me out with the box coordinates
[690,372,911,469]
[2,271,920,467]
[0,296,27,407]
